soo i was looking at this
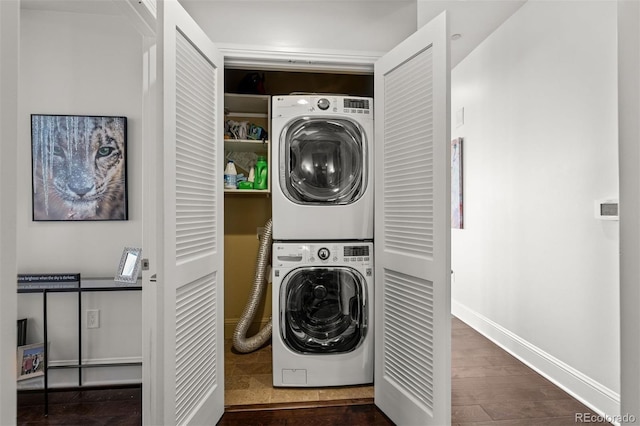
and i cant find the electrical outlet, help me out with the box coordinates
[87,309,100,329]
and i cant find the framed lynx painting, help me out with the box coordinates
[31,115,128,221]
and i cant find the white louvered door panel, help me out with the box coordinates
[374,12,451,426]
[155,1,224,425]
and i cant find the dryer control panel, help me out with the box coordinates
[272,95,373,118]
[273,243,372,267]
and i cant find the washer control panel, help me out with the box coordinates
[273,243,372,267]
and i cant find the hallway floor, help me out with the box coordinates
[449,317,608,425]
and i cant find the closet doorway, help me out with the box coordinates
[222,67,374,407]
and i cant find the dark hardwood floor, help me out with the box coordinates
[17,386,141,426]
[17,317,610,425]
[449,318,610,425]
[219,402,394,426]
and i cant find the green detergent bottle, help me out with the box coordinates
[254,156,268,190]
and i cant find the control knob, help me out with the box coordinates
[317,247,330,260]
[317,98,330,110]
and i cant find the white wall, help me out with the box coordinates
[17,9,143,388]
[179,0,416,55]
[417,0,526,67]
[450,0,620,418]
[618,0,640,423]
[0,0,19,421]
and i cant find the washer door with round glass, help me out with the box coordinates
[281,267,368,354]
[280,117,368,205]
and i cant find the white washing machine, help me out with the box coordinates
[272,241,373,387]
[271,95,373,240]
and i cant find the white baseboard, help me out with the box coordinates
[49,356,142,367]
[17,356,142,390]
[452,300,621,424]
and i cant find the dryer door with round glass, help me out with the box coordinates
[280,118,368,205]
[280,267,368,354]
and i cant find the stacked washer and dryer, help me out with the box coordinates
[271,95,374,387]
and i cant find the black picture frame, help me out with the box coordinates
[31,114,128,221]
[17,319,27,347]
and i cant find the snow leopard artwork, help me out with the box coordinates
[31,115,127,221]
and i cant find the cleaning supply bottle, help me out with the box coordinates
[224,160,237,189]
[254,156,268,190]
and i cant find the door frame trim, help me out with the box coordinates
[219,44,380,74]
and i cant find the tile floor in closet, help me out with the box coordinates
[224,339,374,406]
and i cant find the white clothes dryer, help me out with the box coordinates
[272,241,373,387]
[271,95,373,240]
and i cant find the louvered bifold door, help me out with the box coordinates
[157,1,224,425]
[373,12,451,426]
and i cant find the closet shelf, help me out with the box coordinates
[224,93,270,113]
[224,189,270,195]
[224,139,269,153]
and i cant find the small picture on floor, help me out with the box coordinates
[31,114,128,221]
[17,342,45,381]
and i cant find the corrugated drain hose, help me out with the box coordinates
[232,218,273,353]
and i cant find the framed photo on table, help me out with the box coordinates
[115,247,142,284]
